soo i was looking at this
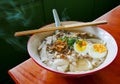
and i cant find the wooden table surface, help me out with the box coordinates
[8,5,120,84]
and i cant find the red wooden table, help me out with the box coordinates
[8,5,120,84]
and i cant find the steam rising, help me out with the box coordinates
[0,0,37,52]
[4,0,34,27]
[0,0,70,52]
[61,8,70,21]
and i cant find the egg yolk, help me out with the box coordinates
[93,44,106,53]
[76,40,87,51]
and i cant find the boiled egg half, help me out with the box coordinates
[89,43,107,58]
[74,39,89,55]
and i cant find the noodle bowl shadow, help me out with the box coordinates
[27,21,118,77]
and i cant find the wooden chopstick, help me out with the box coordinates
[14,20,107,36]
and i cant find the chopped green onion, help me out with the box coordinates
[67,38,76,46]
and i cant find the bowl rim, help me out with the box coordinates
[27,23,118,76]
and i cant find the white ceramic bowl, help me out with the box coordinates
[27,22,118,77]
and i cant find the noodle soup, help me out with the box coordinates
[38,30,107,72]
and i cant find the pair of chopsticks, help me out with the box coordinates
[14,20,107,36]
